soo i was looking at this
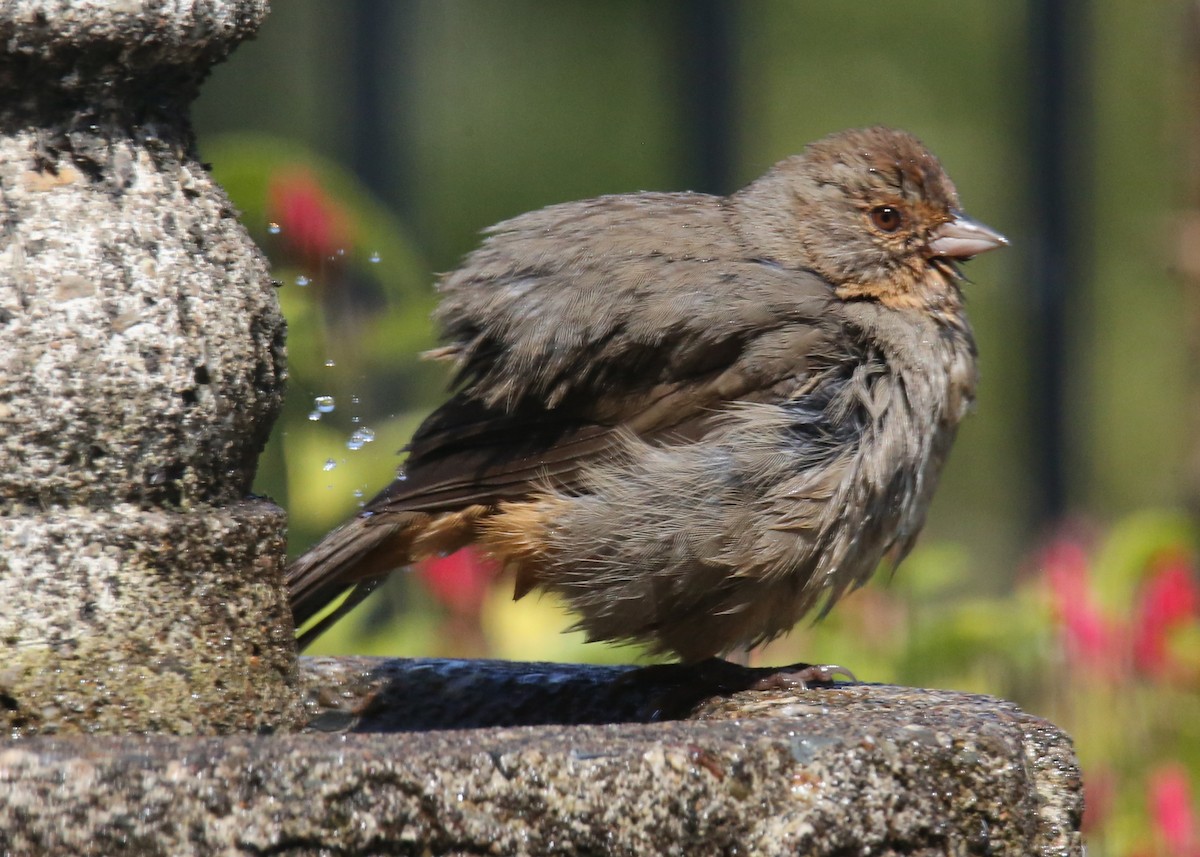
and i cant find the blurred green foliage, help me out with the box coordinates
[207,135,441,549]
[195,4,1200,854]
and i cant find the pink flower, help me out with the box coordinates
[267,168,353,268]
[1042,537,1091,604]
[1041,536,1123,674]
[1148,764,1198,857]
[1132,556,1200,678]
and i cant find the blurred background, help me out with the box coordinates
[195,3,1197,854]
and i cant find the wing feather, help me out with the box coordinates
[363,192,845,515]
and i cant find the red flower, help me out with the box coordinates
[1148,764,1198,857]
[1132,556,1200,678]
[415,548,497,620]
[267,168,353,268]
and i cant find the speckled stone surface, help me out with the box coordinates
[0,0,300,734]
[0,660,1084,856]
[0,130,286,507]
[0,0,283,507]
[0,1,270,107]
[0,501,303,736]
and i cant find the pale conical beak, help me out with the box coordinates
[927,213,1008,260]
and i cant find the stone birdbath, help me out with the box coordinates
[0,2,1083,854]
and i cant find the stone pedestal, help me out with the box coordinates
[0,0,302,735]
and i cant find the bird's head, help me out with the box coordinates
[734,126,1007,311]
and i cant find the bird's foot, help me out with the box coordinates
[624,658,855,722]
[748,662,857,691]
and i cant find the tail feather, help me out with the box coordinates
[287,506,493,648]
[286,512,424,634]
[294,576,385,651]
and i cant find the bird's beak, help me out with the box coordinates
[927,213,1008,260]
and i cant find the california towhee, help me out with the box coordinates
[287,126,1006,661]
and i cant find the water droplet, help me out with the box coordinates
[368,251,381,264]
[346,427,375,451]
[295,275,310,287]
[323,459,336,471]
[337,248,346,257]
[353,488,364,499]
[324,359,336,368]
[351,415,361,424]
[314,395,335,413]
[307,410,321,421]
[351,395,360,405]
[267,222,281,234]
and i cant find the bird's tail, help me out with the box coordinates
[286,506,490,649]
[286,512,423,648]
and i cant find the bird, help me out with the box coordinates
[286,126,1007,662]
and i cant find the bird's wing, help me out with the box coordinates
[367,193,843,514]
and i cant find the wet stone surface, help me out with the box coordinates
[0,659,1084,857]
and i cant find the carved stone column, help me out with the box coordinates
[0,0,302,734]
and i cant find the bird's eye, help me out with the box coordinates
[869,206,903,233]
